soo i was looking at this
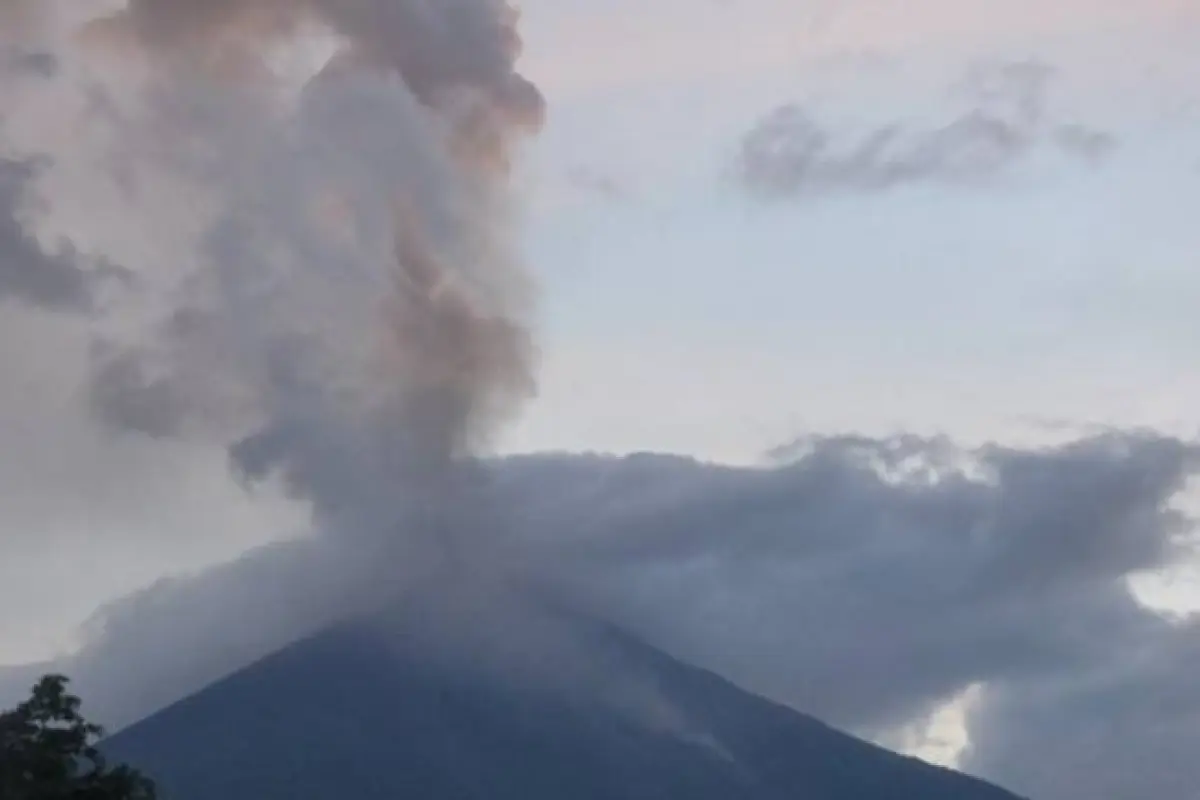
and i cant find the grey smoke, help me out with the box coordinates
[4,49,58,78]
[2,0,710,742]
[2,0,550,687]
[87,344,188,439]
[0,156,115,312]
[737,60,1115,198]
[72,0,544,547]
[1053,123,1117,162]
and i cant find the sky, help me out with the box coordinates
[2,2,1200,799]
[512,0,1200,461]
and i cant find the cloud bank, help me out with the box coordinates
[2,432,1198,800]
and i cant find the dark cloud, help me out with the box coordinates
[0,157,105,312]
[963,619,1200,799]
[3,49,58,78]
[1053,124,1118,162]
[736,60,1116,198]
[4,431,1198,800]
[87,345,189,439]
[514,435,1197,731]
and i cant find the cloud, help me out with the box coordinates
[0,156,120,312]
[3,49,58,78]
[962,617,1200,798]
[3,430,1198,800]
[0,0,42,36]
[0,0,565,728]
[0,305,299,664]
[563,165,628,202]
[1052,123,1117,161]
[68,0,545,517]
[85,344,189,439]
[736,60,1115,198]
[0,0,546,634]
[518,434,1196,731]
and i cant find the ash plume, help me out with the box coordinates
[0,156,98,311]
[0,0,41,34]
[3,0,544,581]
[3,0,719,749]
[0,0,727,744]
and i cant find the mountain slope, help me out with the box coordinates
[104,598,1025,800]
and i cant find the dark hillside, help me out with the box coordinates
[105,600,1025,800]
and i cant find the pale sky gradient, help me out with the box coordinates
[506,0,1200,463]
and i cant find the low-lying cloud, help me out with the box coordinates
[3,431,1197,800]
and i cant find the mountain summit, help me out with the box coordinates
[104,590,1024,800]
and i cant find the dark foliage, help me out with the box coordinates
[0,675,156,800]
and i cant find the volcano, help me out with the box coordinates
[102,591,1024,800]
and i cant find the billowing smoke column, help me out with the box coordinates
[0,0,545,584]
[0,1,711,729]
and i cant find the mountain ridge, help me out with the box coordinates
[104,592,1027,800]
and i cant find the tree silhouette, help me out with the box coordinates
[0,674,157,799]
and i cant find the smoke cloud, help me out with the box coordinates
[2,0,721,750]
[0,156,102,311]
[2,0,731,749]
[91,0,540,427]
[0,0,41,33]
[0,0,546,575]
[0,0,555,691]
[8,7,1200,800]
